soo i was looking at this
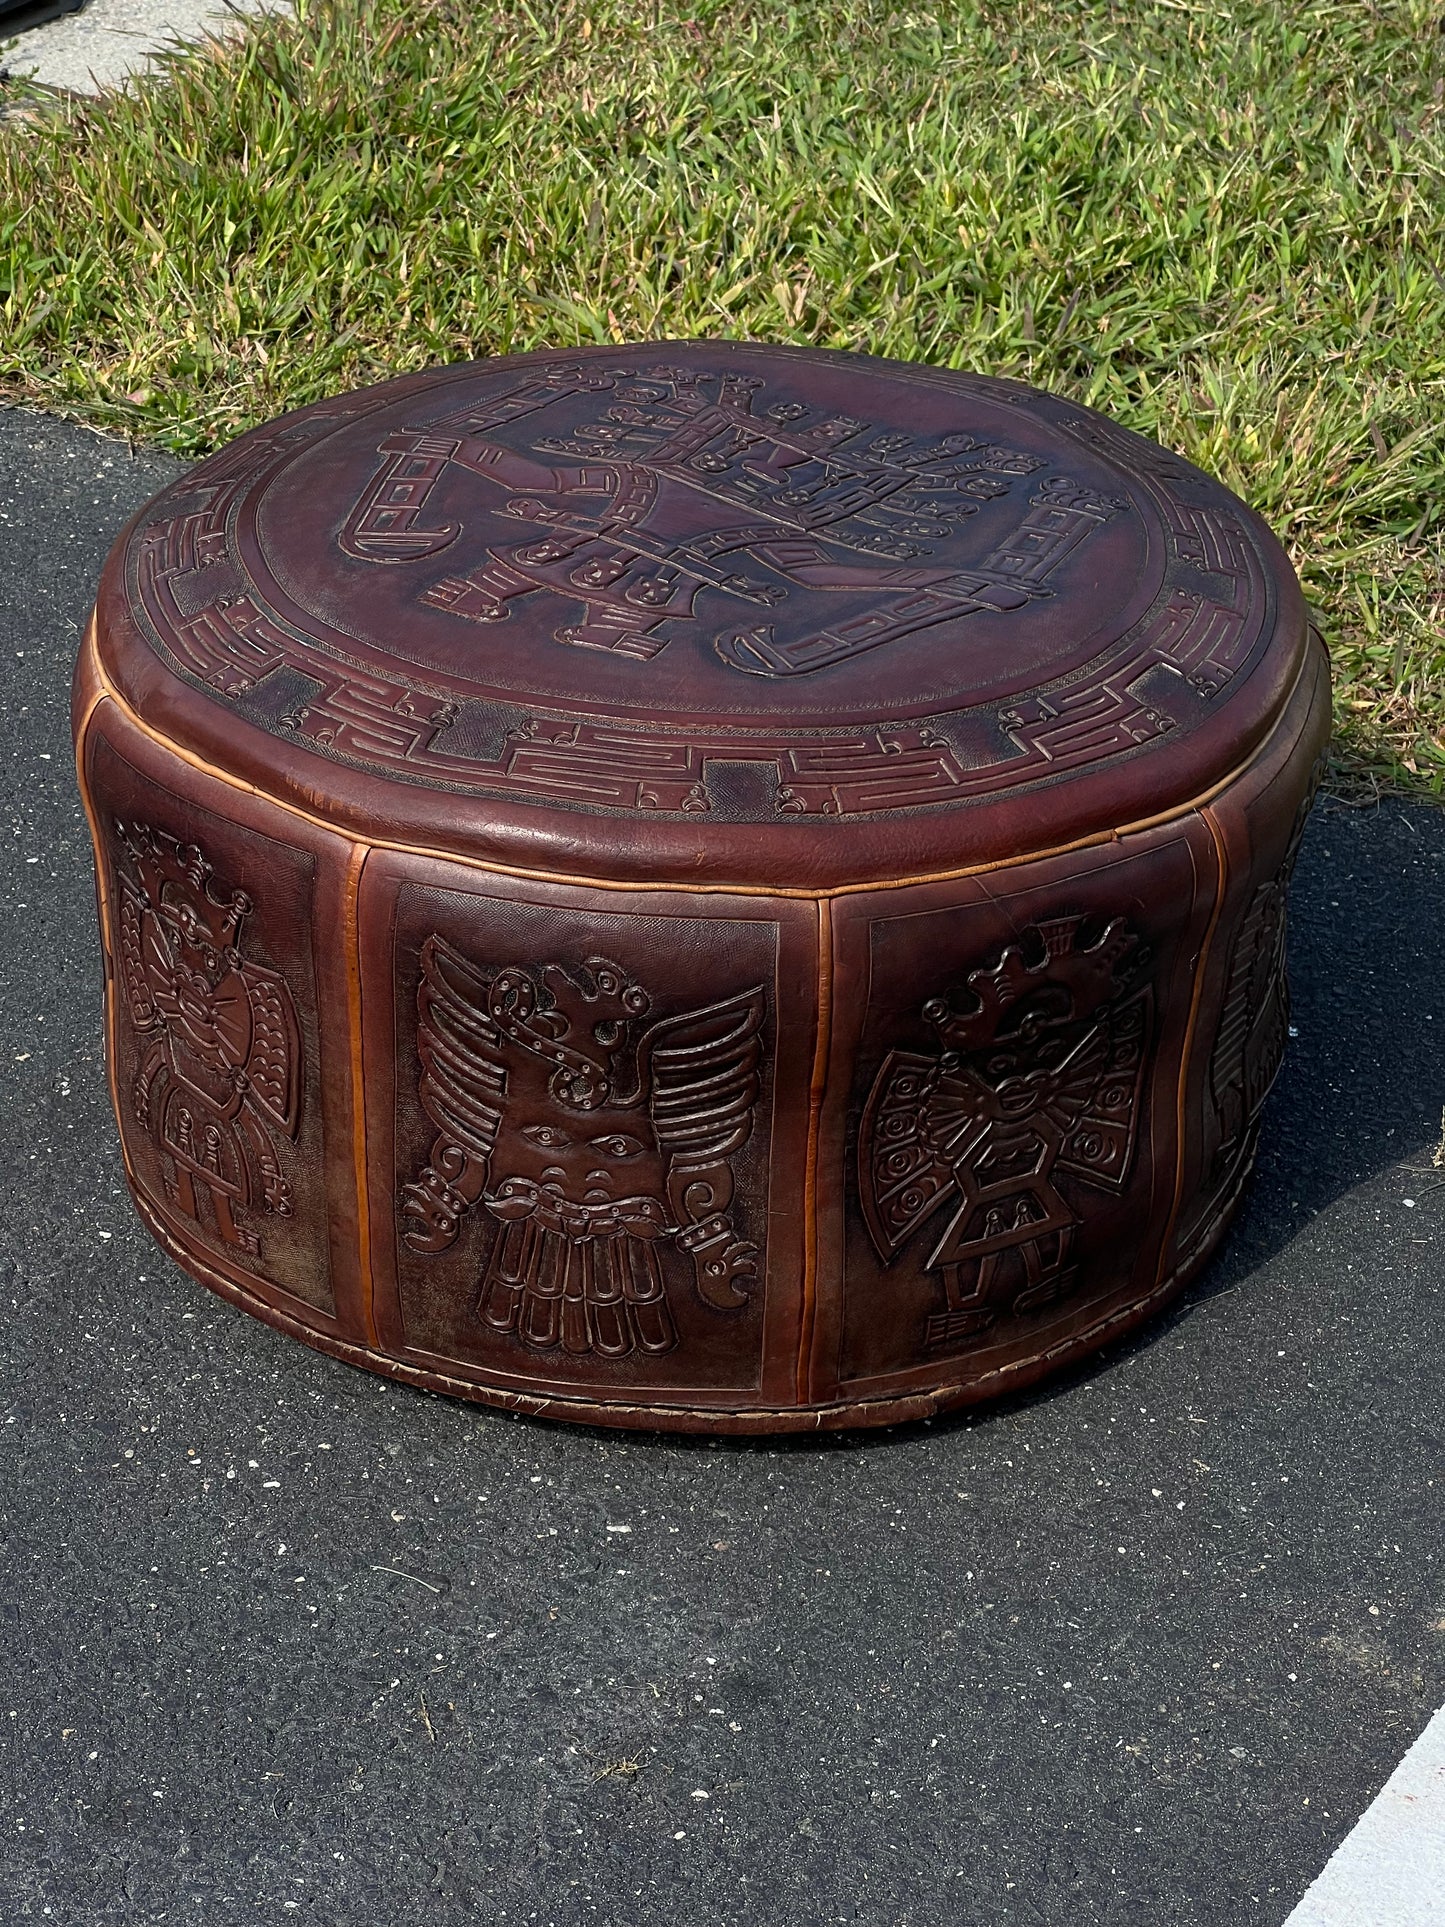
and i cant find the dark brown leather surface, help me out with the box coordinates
[75,345,1331,1431]
[358,859,818,1413]
[89,342,1308,890]
[77,694,369,1343]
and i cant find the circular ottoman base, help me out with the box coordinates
[127,1163,1242,1434]
[76,617,1326,1434]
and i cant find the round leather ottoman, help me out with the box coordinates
[74,342,1329,1433]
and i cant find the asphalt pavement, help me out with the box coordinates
[1,402,1443,1926]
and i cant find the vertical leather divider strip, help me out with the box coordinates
[796,893,834,1404]
[343,841,377,1347]
[1157,806,1231,1288]
[73,653,132,1225]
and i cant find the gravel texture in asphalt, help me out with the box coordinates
[1,404,1443,1927]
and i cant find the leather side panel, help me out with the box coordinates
[357,854,816,1412]
[79,703,365,1336]
[818,818,1221,1401]
[1170,636,1333,1275]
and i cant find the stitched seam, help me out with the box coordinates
[797,896,833,1402]
[82,619,1313,902]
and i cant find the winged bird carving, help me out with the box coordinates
[402,935,765,1360]
[113,821,301,1256]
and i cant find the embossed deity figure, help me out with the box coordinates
[402,939,764,1359]
[337,361,1123,679]
[860,917,1152,1347]
[113,822,301,1255]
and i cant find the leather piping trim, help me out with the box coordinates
[81,620,1316,903]
[797,896,833,1402]
[74,637,109,760]
[1155,804,1230,1290]
[74,682,128,1242]
[342,843,377,1345]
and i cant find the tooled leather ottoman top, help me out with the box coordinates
[91,340,1308,889]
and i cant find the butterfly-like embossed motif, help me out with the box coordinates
[402,937,765,1359]
[860,916,1152,1349]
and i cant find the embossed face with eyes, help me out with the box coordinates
[503,1092,668,1215]
[475,957,674,1229]
[155,884,230,987]
[147,882,252,1077]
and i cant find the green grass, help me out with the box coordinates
[2,0,1442,792]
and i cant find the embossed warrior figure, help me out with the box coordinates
[861,917,1152,1347]
[113,822,300,1255]
[402,939,764,1359]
